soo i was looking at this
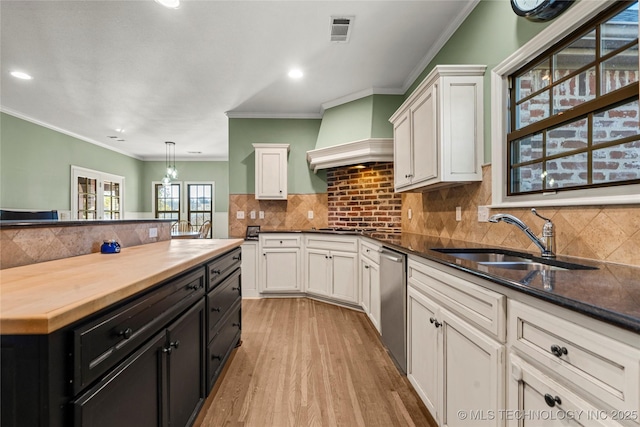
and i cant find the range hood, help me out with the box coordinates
[306,94,402,172]
[306,138,393,172]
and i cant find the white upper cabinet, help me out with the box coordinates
[390,65,486,192]
[253,143,289,200]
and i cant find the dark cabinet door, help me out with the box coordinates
[73,332,164,427]
[166,299,206,427]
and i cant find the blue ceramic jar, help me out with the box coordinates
[101,239,121,254]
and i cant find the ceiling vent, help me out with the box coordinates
[330,16,354,43]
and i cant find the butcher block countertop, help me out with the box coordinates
[0,239,243,335]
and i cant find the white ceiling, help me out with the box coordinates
[1,0,478,161]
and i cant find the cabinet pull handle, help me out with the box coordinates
[544,394,561,407]
[211,354,222,361]
[118,327,133,339]
[232,287,240,292]
[211,307,221,312]
[232,323,241,328]
[186,283,201,291]
[550,345,568,357]
[429,317,442,328]
[163,341,180,354]
[232,255,241,261]
[212,269,222,275]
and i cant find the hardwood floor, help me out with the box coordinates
[196,298,437,427]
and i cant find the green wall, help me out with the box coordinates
[405,0,551,162]
[1,112,229,215]
[0,112,145,211]
[142,161,229,212]
[228,118,326,194]
[315,94,404,149]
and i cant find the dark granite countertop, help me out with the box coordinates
[254,229,640,333]
[0,219,173,229]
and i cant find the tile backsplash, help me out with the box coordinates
[402,165,640,267]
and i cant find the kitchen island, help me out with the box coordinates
[1,238,243,427]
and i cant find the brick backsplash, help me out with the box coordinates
[327,162,402,234]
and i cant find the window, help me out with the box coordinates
[187,183,213,238]
[71,166,124,220]
[492,0,640,207]
[152,181,215,236]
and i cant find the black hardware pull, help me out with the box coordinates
[280,241,283,244]
[211,307,221,313]
[186,283,201,291]
[429,317,442,328]
[232,255,241,261]
[211,354,221,361]
[550,345,568,357]
[232,287,240,292]
[212,269,221,275]
[232,323,241,328]
[544,394,561,407]
[163,340,179,354]
[365,265,369,269]
[118,327,133,340]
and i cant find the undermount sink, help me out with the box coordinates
[431,248,598,271]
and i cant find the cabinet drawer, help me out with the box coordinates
[360,240,381,264]
[305,235,358,252]
[509,354,625,427]
[261,235,301,248]
[207,247,241,291]
[73,268,205,394]
[509,300,640,420]
[408,258,505,342]
[208,302,241,391]
[207,268,241,337]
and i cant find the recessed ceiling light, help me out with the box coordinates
[10,71,32,80]
[115,128,125,133]
[154,0,180,9]
[288,69,304,79]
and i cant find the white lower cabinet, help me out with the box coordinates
[408,285,504,427]
[508,354,623,427]
[304,235,359,304]
[240,241,259,297]
[259,234,301,293]
[360,257,380,333]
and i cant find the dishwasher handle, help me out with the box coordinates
[380,251,403,263]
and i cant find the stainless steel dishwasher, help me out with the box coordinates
[379,247,407,374]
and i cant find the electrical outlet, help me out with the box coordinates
[250,210,256,219]
[149,227,158,238]
[408,208,413,220]
[478,206,490,222]
[236,211,245,219]
[259,211,264,219]
[308,210,314,220]
[455,206,462,222]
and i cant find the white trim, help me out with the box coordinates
[320,87,404,112]
[71,165,125,220]
[306,138,394,172]
[225,111,322,119]
[490,0,640,207]
[3,108,144,160]
[401,0,482,93]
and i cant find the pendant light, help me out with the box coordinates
[163,141,178,185]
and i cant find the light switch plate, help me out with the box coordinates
[478,206,490,222]
[250,210,256,219]
[308,210,314,219]
[259,211,264,219]
[455,206,462,222]
[408,208,412,220]
[149,227,158,238]
[236,211,245,219]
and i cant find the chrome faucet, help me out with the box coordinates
[489,208,556,258]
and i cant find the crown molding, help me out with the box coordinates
[306,138,393,172]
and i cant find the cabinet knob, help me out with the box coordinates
[163,341,179,353]
[364,265,369,269]
[429,317,442,328]
[279,190,283,193]
[550,345,568,357]
[544,394,561,407]
[280,241,283,244]
[118,327,133,340]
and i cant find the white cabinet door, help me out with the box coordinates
[393,110,413,189]
[368,261,381,334]
[440,309,504,427]
[261,248,300,292]
[360,258,371,314]
[408,287,440,420]
[330,250,358,304]
[253,144,289,200]
[411,83,438,186]
[306,249,331,296]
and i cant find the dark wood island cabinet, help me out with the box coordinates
[1,240,242,427]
